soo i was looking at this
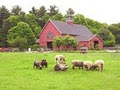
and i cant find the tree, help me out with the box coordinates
[66,8,74,15]
[0,6,10,28]
[98,29,115,46]
[29,7,37,16]
[25,13,41,38]
[108,23,120,44]
[37,6,47,18]
[63,35,78,51]
[34,27,42,38]
[74,14,86,25]
[53,36,63,51]
[48,5,59,16]
[7,22,36,49]
[11,5,22,15]
[8,36,28,51]
[51,13,63,21]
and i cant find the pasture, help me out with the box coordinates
[0,52,120,90]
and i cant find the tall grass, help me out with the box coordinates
[0,52,120,90]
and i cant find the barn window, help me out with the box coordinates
[47,31,54,39]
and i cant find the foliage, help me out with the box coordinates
[7,22,36,48]
[11,5,22,15]
[108,23,120,44]
[48,5,59,16]
[98,29,115,46]
[8,36,28,50]
[53,35,78,51]
[53,36,63,51]
[66,8,74,15]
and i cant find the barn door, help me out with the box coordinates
[47,42,53,50]
[94,41,98,48]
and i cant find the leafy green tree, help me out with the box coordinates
[66,8,74,15]
[98,29,115,46]
[63,35,78,50]
[53,36,63,51]
[0,15,20,47]
[37,6,47,18]
[39,13,50,27]
[8,36,28,51]
[51,13,63,21]
[29,7,37,16]
[108,23,120,44]
[18,11,26,22]
[48,5,59,16]
[7,22,36,48]
[34,27,42,38]
[11,5,22,15]
[25,13,41,38]
[0,6,10,28]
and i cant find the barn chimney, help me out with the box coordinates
[66,12,74,25]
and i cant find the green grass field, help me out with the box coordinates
[0,52,120,90]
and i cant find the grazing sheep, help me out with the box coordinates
[71,60,84,69]
[92,60,104,71]
[83,61,93,70]
[41,59,48,68]
[33,61,42,69]
[54,63,68,71]
[54,64,61,71]
[55,54,66,64]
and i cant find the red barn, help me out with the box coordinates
[38,19,103,50]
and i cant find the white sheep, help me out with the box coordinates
[83,61,93,70]
[71,60,84,69]
[58,63,68,71]
[54,63,68,71]
[93,60,104,71]
[55,54,66,64]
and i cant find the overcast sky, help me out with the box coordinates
[0,0,120,24]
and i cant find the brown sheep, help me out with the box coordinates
[33,61,42,69]
[41,59,48,68]
[71,60,84,69]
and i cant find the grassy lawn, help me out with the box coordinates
[0,52,120,90]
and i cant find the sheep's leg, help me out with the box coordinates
[72,66,75,69]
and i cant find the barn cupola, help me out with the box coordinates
[66,12,74,25]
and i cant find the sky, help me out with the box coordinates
[0,0,120,24]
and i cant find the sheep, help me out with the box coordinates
[58,63,68,71]
[33,61,42,69]
[83,61,93,70]
[54,64,61,71]
[71,60,84,69]
[92,60,104,71]
[55,54,66,64]
[54,63,68,71]
[41,59,48,68]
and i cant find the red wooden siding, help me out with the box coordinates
[89,35,103,49]
[39,20,61,47]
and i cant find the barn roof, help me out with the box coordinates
[50,20,94,41]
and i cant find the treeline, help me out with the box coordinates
[0,5,120,49]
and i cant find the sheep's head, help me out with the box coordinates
[91,64,97,70]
